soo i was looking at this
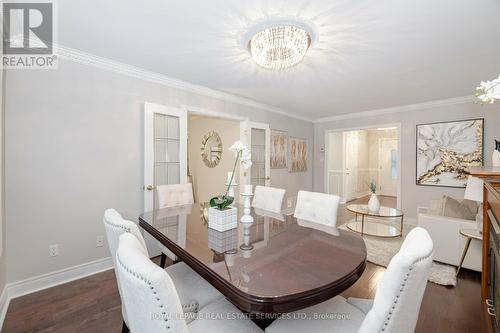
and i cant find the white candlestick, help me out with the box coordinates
[243,184,253,195]
[240,192,254,223]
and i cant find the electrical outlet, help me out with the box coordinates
[287,198,293,208]
[96,235,104,247]
[49,244,59,257]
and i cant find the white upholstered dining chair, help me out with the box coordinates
[116,232,263,333]
[265,227,434,333]
[157,184,194,208]
[293,191,340,227]
[103,209,223,333]
[252,185,286,214]
[156,184,194,267]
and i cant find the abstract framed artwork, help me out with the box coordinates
[289,137,307,172]
[416,118,484,188]
[270,130,287,169]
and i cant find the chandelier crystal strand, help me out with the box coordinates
[250,25,310,70]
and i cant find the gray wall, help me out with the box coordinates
[4,59,313,283]
[0,67,5,292]
[314,101,500,220]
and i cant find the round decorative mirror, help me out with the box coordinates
[201,131,222,168]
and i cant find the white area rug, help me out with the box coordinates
[340,220,457,287]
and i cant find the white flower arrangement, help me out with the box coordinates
[210,140,252,210]
[476,75,500,104]
[229,140,253,171]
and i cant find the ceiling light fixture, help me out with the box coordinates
[249,25,310,70]
[242,19,317,71]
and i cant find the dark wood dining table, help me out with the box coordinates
[139,203,366,314]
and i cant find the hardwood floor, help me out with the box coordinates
[3,196,485,332]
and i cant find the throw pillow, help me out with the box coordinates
[462,199,479,215]
[442,196,477,220]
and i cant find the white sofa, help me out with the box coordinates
[417,207,482,272]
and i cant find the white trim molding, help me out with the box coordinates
[0,257,113,330]
[313,96,475,123]
[54,44,312,123]
[184,105,248,122]
[0,286,8,331]
[22,39,477,124]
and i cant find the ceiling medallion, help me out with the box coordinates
[242,19,317,71]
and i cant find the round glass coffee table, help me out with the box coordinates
[346,204,404,238]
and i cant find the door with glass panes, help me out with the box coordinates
[242,122,270,188]
[144,103,187,256]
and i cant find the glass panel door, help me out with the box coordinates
[243,121,270,188]
[153,113,180,210]
[144,103,187,257]
[144,103,187,211]
[251,128,266,187]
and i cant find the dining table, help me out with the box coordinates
[139,203,367,315]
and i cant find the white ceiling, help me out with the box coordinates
[59,0,500,120]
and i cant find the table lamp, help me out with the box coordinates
[464,176,484,233]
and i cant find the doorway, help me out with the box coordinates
[187,114,241,203]
[325,125,401,208]
[144,104,272,209]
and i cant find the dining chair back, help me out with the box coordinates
[156,184,194,264]
[103,209,149,331]
[116,233,187,333]
[293,191,340,227]
[252,186,286,213]
[103,209,148,266]
[359,227,433,333]
[157,183,194,209]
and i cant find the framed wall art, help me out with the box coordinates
[289,137,308,172]
[416,118,483,188]
[270,130,287,169]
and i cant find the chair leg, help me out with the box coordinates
[160,252,167,268]
[121,321,129,333]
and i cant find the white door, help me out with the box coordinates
[144,102,187,255]
[241,121,270,188]
[378,139,398,196]
[343,131,358,202]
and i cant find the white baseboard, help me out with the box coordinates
[0,286,9,332]
[0,257,113,330]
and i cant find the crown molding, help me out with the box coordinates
[26,40,475,124]
[313,96,476,123]
[53,44,313,123]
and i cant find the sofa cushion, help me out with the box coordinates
[442,196,477,220]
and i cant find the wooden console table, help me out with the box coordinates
[469,167,500,333]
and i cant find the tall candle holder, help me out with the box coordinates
[240,187,254,251]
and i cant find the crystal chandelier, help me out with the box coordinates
[249,25,311,70]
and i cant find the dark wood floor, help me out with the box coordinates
[3,195,486,332]
[2,261,484,333]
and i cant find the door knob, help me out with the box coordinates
[266,176,270,181]
[145,185,155,191]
